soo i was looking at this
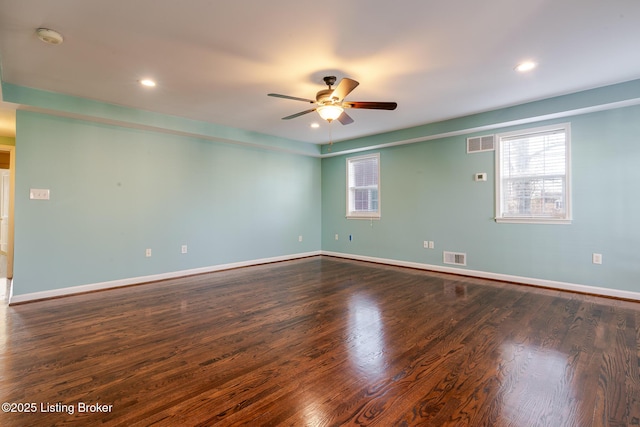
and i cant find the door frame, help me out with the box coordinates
[0,144,14,279]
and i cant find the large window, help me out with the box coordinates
[495,123,571,224]
[347,153,380,219]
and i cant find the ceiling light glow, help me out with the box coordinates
[317,105,343,122]
[310,123,320,128]
[515,61,537,72]
[140,79,156,87]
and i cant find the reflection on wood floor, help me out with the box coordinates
[1,256,639,426]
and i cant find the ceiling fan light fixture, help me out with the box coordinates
[317,105,343,122]
[268,76,396,124]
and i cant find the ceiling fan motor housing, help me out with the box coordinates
[316,89,334,104]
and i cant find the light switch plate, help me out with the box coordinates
[30,188,50,200]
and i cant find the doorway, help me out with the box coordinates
[0,146,14,303]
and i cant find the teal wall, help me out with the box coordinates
[14,111,321,295]
[3,83,319,157]
[321,105,640,292]
[8,79,640,298]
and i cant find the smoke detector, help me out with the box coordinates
[36,28,64,45]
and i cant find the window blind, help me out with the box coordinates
[498,125,570,221]
[347,154,380,218]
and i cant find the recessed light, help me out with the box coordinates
[310,123,320,129]
[36,28,64,45]
[515,61,537,72]
[139,79,156,87]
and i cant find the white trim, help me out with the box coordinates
[494,218,572,225]
[346,215,381,220]
[321,97,640,158]
[495,123,572,224]
[321,251,640,301]
[12,88,640,159]
[9,250,640,304]
[346,153,381,219]
[20,106,323,158]
[9,251,321,304]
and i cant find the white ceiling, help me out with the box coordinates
[0,0,639,144]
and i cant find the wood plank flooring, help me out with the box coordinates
[1,256,639,426]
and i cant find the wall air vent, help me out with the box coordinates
[466,135,495,153]
[443,251,467,266]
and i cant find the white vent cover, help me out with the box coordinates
[467,135,495,153]
[443,251,467,266]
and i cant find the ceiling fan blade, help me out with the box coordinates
[282,108,317,120]
[330,78,359,102]
[268,93,315,103]
[344,101,397,110]
[337,111,354,125]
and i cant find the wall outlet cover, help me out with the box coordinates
[30,188,50,200]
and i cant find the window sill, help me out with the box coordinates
[495,217,572,225]
[346,214,381,220]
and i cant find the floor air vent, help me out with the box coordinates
[467,135,495,153]
[443,251,467,266]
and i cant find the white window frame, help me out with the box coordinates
[346,153,381,219]
[495,123,572,224]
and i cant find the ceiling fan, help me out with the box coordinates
[268,76,397,125]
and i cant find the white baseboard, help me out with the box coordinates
[10,250,640,304]
[9,251,321,304]
[322,251,640,302]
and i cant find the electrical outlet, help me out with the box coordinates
[335,234,339,240]
[298,235,303,242]
[423,241,428,249]
[429,241,434,249]
[592,253,602,264]
[145,248,152,257]
[181,245,188,254]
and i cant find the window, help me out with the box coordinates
[495,123,571,224]
[347,153,380,219]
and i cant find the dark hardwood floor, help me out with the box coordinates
[1,256,639,426]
